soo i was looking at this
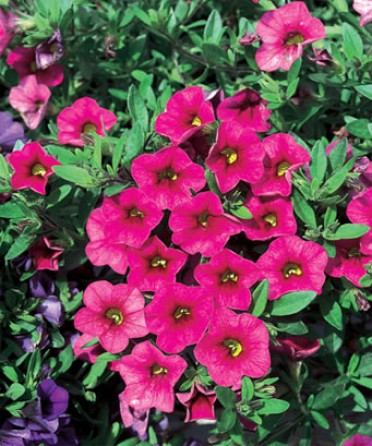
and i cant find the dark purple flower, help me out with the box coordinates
[308,47,333,66]
[0,112,26,153]
[16,323,49,352]
[35,29,64,70]
[29,272,55,298]
[38,296,63,326]
[37,379,69,421]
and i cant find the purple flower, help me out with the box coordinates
[37,379,69,421]
[35,29,64,70]
[16,322,50,352]
[0,112,26,153]
[29,272,55,298]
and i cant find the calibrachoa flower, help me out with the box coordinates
[74,281,149,353]
[257,235,328,301]
[127,236,188,291]
[0,111,26,152]
[72,334,105,364]
[272,336,321,361]
[131,146,206,210]
[0,8,15,56]
[353,0,372,26]
[102,187,163,248]
[343,434,372,446]
[37,379,69,421]
[216,88,271,132]
[119,392,149,441]
[57,97,117,147]
[177,383,217,422]
[170,191,241,256]
[155,86,215,146]
[255,1,326,72]
[29,237,64,271]
[205,121,264,193]
[9,75,51,130]
[251,133,311,197]
[35,29,64,70]
[8,142,60,194]
[145,283,213,353]
[241,194,297,241]
[194,309,270,387]
[194,249,259,310]
[118,341,187,412]
[308,47,333,67]
[7,46,64,87]
[347,189,372,253]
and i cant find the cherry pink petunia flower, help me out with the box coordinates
[194,309,270,387]
[131,146,206,210]
[257,235,328,301]
[326,239,372,287]
[205,121,264,194]
[8,142,61,195]
[57,97,117,147]
[74,281,149,354]
[272,336,321,361]
[117,341,187,412]
[72,334,105,364]
[217,88,271,132]
[85,207,129,274]
[127,236,187,291]
[177,383,217,422]
[7,46,64,87]
[256,1,326,72]
[251,133,311,197]
[169,191,241,257]
[194,249,259,311]
[0,9,15,56]
[9,75,51,130]
[343,434,372,446]
[155,86,215,146]
[347,189,372,254]
[102,187,163,248]
[145,283,213,353]
[353,0,372,26]
[29,237,64,271]
[241,194,297,241]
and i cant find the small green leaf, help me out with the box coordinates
[6,383,26,401]
[257,399,290,415]
[355,85,372,100]
[342,23,363,61]
[320,297,343,331]
[217,409,238,433]
[53,166,99,188]
[215,386,236,409]
[204,10,223,43]
[287,58,302,84]
[312,383,345,410]
[327,223,370,240]
[346,119,372,139]
[230,205,252,220]
[128,84,149,130]
[327,138,347,172]
[292,189,317,228]
[310,410,330,430]
[251,280,269,317]
[310,140,327,184]
[241,376,254,402]
[270,291,317,316]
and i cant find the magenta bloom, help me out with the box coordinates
[102,187,163,248]
[155,86,215,146]
[343,434,372,446]
[74,281,148,354]
[145,283,213,353]
[127,236,187,291]
[8,142,61,195]
[9,75,51,130]
[353,0,372,26]
[257,236,328,301]
[256,1,326,72]
[177,383,217,422]
[326,239,372,287]
[0,9,15,56]
[272,336,321,361]
[217,88,271,132]
[242,194,297,241]
[169,191,241,257]
[57,97,117,147]
[194,249,259,311]
[85,207,129,274]
[7,46,64,87]
[131,146,205,210]
[194,309,270,387]
[251,133,311,197]
[29,237,64,271]
[206,122,264,193]
[118,341,187,412]
[347,189,372,253]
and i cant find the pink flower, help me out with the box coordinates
[117,341,187,412]
[155,86,215,146]
[8,142,61,195]
[308,47,333,67]
[272,336,321,361]
[9,75,51,130]
[127,236,187,291]
[74,281,149,354]
[194,249,259,310]
[169,191,241,257]
[326,239,372,287]
[257,236,328,301]
[72,334,105,364]
[131,146,206,210]
[194,309,270,387]
[205,122,264,193]
[57,97,117,147]
[251,133,311,197]
[29,237,64,271]
[7,46,64,87]
[256,1,326,72]
[0,9,15,56]
[145,283,213,353]
[241,194,297,241]
[85,208,129,274]
[217,88,271,132]
[102,187,163,248]
[353,0,372,26]
[239,31,260,46]
[177,383,217,422]
[343,434,372,446]
[119,392,149,440]
[347,189,372,253]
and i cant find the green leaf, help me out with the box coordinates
[270,291,317,316]
[2,365,21,382]
[310,410,330,429]
[276,321,308,335]
[123,122,144,169]
[215,386,236,409]
[312,383,345,410]
[204,10,223,43]
[327,223,370,240]
[6,383,26,400]
[5,234,37,261]
[357,353,372,376]
[352,377,372,389]
[0,203,26,219]
[257,399,290,415]
[230,205,252,219]
[251,280,269,317]
[327,138,347,172]
[287,58,302,84]
[346,119,372,139]
[310,140,327,184]
[292,190,317,228]
[202,43,228,65]
[355,85,372,100]
[324,205,337,228]
[286,78,300,99]
[342,23,363,61]
[322,158,355,195]
[241,376,254,402]
[128,85,149,130]
[53,166,99,188]
[112,131,127,172]
[320,297,343,331]
[217,409,237,433]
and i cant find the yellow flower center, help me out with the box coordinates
[129,208,144,218]
[150,256,167,268]
[105,308,123,326]
[285,33,305,46]
[348,247,361,258]
[30,61,37,72]
[49,42,59,54]
[221,148,238,165]
[224,339,243,357]
[191,115,202,126]
[221,270,239,283]
[283,263,302,278]
[197,211,209,228]
[263,213,277,227]
[158,168,178,181]
[277,161,291,177]
[82,122,97,134]
[152,364,168,375]
[174,307,191,319]
[31,163,47,177]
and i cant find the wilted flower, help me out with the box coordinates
[35,29,64,70]
[308,47,333,66]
